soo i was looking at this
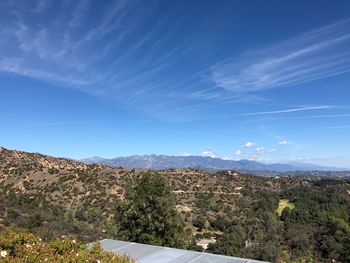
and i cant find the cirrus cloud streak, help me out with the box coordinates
[210,19,350,93]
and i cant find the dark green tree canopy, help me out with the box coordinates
[115,171,186,248]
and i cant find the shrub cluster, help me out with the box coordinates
[0,230,133,263]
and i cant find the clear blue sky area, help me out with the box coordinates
[1,0,350,168]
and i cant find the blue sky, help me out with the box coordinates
[1,0,350,168]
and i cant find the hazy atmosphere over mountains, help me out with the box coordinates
[81,154,347,171]
[0,0,350,169]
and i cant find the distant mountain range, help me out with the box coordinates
[80,154,346,172]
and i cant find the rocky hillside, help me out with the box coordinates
[0,146,303,225]
[0,147,134,212]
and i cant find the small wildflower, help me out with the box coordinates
[76,253,79,256]
[0,250,7,257]
[26,244,32,248]
[97,260,101,263]
[72,240,76,243]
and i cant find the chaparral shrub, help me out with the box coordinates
[0,230,133,263]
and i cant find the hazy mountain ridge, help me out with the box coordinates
[81,154,346,172]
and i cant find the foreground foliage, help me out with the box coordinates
[0,230,133,263]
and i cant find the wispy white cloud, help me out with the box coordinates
[269,113,350,120]
[201,148,215,158]
[67,0,91,29]
[33,0,50,14]
[256,147,265,152]
[127,119,152,123]
[0,2,347,122]
[236,142,277,160]
[233,105,335,117]
[186,88,222,101]
[0,1,218,121]
[257,147,275,154]
[210,19,350,93]
[0,58,91,86]
[243,142,255,148]
[278,140,289,145]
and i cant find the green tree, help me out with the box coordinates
[281,206,291,222]
[115,171,186,248]
[207,224,246,257]
[193,215,206,231]
[25,214,43,229]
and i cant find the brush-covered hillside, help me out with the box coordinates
[1,147,350,262]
